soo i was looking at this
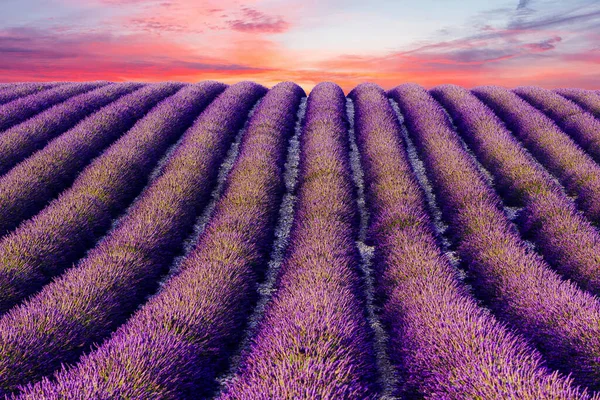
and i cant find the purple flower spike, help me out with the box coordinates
[218,82,379,400]
[0,82,106,132]
[515,86,600,164]
[473,86,600,224]
[0,82,143,175]
[15,81,304,399]
[555,88,600,120]
[1,79,599,399]
[0,82,266,394]
[348,83,594,399]
[0,83,180,237]
[0,82,226,314]
[0,82,66,105]
[432,84,600,297]
[390,83,600,391]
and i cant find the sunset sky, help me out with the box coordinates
[1,0,599,91]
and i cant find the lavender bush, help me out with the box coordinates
[0,82,142,175]
[0,82,65,105]
[555,88,600,119]
[0,82,105,132]
[0,82,225,314]
[0,83,180,237]
[0,81,266,394]
[514,86,600,163]
[349,83,593,399]
[17,81,304,399]
[0,80,598,398]
[219,82,379,399]
[390,83,600,391]
[473,86,600,224]
[432,84,600,296]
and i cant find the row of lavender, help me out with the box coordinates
[0,82,107,132]
[390,84,600,392]
[0,83,180,236]
[9,82,378,398]
[0,83,225,313]
[219,82,379,398]
[0,82,265,394]
[17,81,304,398]
[0,81,600,397]
[352,83,592,398]
[0,82,66,106]
[433,86,600,298]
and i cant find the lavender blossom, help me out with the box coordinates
[0,82,105,132]
[0,82,65,105]
[16,81,303,399]
[514,86,600,163]
[348,83,595,399]
[0,82,143,175]
[0,83,180,237]
[219,82,379,400]
[473,86,600,224]
[432,84,600,296]
[0,82,225,314]
[390,83,600,391]
[0,81,266,395]
[555,88,600,119]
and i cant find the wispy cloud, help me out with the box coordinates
[508,6,600,30]
[227,7,289,33]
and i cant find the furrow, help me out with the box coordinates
[216,95,308,391]
[347,96,399,398]
[555,88,600,120]
[155,95,263,290]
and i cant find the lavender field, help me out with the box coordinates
[2,81,600,399]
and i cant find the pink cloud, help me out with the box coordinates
[227,7,289,33]
[522,36,562,52]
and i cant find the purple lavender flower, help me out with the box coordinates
[390,83,600,391]
[219,82,379,400]
[0,82,66,105]
[0,81,266,395]
[349,82,594,399]
[555,88,600,119]
[0,82,106,132]
[514,86,600,163]
[0,82,225,314]
[15,81,303,399]
[0,83,181,237]
[432,84,600,296]
[473,86,600,224]
[0,82,143,175]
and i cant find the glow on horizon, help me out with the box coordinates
[0,0,599,90]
